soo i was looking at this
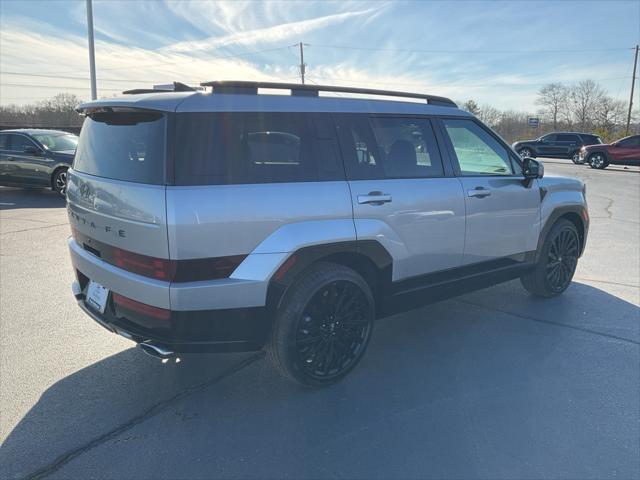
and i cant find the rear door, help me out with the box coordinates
[439,118,540,265]
[555,133,581,156]
[67,109,170,259]
[336,114,465,281]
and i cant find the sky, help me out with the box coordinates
[0,0,639,112]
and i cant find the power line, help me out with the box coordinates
[306,75,633,89]
[310,44,634,54]
[1,71,202,83]
[1,83,122,91]
[37,46,294,76]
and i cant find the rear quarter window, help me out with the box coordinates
[74,110,166,185]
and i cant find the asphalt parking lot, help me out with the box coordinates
[1,160,638,480]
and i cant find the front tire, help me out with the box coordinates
[518,147,533,158]
[52,168,68,196]
[588,153,609,169]
[267,262,374,387]
[521,219,580,297]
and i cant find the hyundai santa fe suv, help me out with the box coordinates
[67,81,589,386]
[512,132,602,163]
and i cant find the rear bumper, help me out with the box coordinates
[68,237,278,352]
[72,279,271,352]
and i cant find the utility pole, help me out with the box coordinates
[298,42,306,84]
[626,44,638,135]
[86,0,97,100]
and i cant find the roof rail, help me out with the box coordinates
[122,82,197,95]
[200,80,457,107]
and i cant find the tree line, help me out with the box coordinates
[0,93,84,132]
[462,79,637,144]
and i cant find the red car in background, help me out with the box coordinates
[579,135,640,169]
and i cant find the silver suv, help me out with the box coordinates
[67,81,589,386]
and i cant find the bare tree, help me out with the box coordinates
[462,99,480,116]
[535,82,568,131]
[569,79,605,130]
[478,104,501,128]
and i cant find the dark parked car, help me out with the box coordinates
[579,134,640,169]
[0,129,77,195]
[512,132,602,163]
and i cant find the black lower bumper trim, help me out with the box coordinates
[75,288,271,353]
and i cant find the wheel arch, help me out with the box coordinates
[587,150,610,163]
[266,240,392,318]
[537,206,588,261]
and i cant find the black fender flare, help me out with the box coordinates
[265,240,392,314]
[536,205,589,261]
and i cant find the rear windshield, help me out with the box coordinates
[74,110,166,184]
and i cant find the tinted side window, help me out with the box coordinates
[10,134,38,152]
[174,112,322,185]
[369,117,443,178]
[557,134,580,142]
[541,134,556,142]
[336,114,443,180]
[0,134,8,150]
[581,134,602,145]
[619,136,640,147]
[443,119,513,176]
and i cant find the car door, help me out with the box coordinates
[335,113,465,281]
[617,136,640,163]
[439,118,540,265]
[555,133,580,157]
[536,134,557,156]
[0,133,10,184]
[4,134,48,185]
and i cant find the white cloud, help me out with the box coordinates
[162,7,378,53]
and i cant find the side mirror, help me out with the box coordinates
[611,142,618,148]
[23,146,42,156]
[522,157,543,187]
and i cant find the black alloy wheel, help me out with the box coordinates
[520,219,580,297]
[268,262,375,387]
[545,226,579,294]
[295,280,372,382]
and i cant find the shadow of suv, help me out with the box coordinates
[512,132,602,163]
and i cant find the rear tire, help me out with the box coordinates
[571,151,581,164]
[267,262,374,387]
[588,153,609,169]
[521,219,580,297]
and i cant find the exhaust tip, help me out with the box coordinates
[139,342,175,360]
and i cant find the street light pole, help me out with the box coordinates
[86,0,97,100]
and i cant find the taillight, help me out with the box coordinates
[112,293,170,320]
[113,248,177,281]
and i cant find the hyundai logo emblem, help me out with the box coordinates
[80,183,92,200]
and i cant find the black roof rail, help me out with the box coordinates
[122,82,197,95]
[200,80,457,107]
